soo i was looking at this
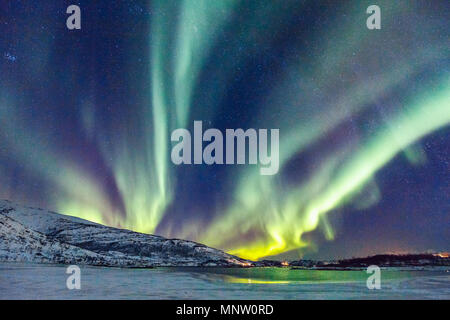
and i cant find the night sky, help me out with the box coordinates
[0,0,449,260]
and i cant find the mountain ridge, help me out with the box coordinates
[0,199,253,267]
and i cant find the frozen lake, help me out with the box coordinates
[0,263,449,299]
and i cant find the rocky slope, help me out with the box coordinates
[0,199,253,267]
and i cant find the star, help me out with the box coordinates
[4,52,17,62]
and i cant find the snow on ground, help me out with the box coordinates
[0,199,252,267]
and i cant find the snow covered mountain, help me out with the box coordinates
[0,199,253,267]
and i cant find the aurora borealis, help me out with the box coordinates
[0,1,449,260]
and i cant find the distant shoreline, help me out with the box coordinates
[1,199,449,269]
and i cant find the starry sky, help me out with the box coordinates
[0,0,449,260]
